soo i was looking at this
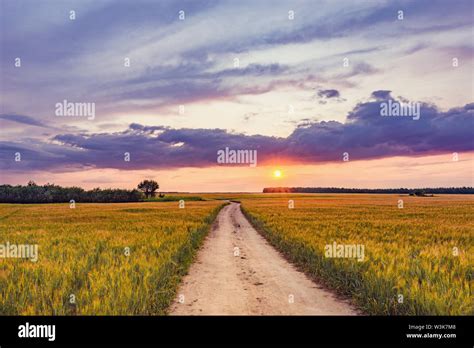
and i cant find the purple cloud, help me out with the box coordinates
[371,90,392,100]
[1,93,472,172]
[318,89,340,99]
[0,114,49,128]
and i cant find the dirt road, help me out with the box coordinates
[170,202,357,315]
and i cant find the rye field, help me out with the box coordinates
[0,201,223,315]
[240,194,473,315]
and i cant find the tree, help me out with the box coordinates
[137,180,159,198]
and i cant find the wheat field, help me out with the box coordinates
[1,194,472,315]
[241,194,473,315]
[0,201,223,315]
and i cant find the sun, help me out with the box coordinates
[273,169,282,178]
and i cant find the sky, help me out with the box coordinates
[1,0,473,191]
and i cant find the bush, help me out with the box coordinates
[0,183,144,203]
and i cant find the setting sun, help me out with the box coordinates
[273,169,282,178]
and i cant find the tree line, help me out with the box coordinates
[262,187,474,194]
[0,180,161,203]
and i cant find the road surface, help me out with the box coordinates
[170,202,357,315]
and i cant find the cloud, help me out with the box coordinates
[335,62,379,80]
[318,89,340,99]
[317,89,345,105]
[2,0,472,123]
[2,92,472,172]
[0,114,49,128]
[371,90,392,100]
[107,63,291,106]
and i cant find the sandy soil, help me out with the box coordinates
[170,202,357,315]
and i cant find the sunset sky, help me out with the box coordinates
[1,0,473,191]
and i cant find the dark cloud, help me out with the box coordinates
[318,89,340,99]
[2,93,472,172]
[371,90,392,100]
[317,89,345,105]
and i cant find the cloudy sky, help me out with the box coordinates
[1,0,473,191]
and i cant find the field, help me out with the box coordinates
[240,194,473,315]
[0,201,223,315]
[0,194,472,315]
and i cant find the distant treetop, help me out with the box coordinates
[262,187,474,194]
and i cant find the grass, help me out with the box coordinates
[0,201,224,315]
[240,194,473,315]
[145,195,205,202]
